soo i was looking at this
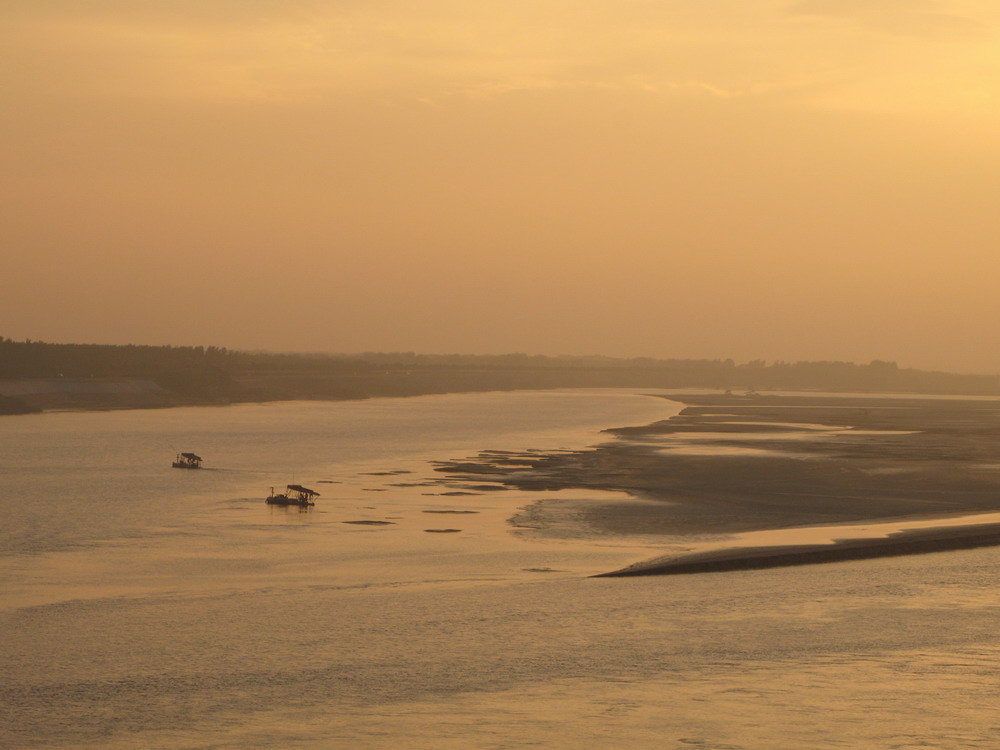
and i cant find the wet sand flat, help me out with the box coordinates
[436,393,1000,574]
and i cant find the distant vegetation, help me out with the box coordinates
[0,338,997,413]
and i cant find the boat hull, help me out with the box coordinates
[266,496,314,507]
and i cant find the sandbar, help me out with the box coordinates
[436,393,1000,574]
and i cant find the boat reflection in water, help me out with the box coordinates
[266,484,319,507]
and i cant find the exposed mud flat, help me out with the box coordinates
[435,393,1000,573]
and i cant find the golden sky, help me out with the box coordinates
[2,1,998,371]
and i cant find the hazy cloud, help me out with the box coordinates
[2,0,999,369]
[786,0,989,37]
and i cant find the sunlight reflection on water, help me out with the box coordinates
[4,390,1000,749]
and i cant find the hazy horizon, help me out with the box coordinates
[3,1,997,372]
[9,335,1000,379]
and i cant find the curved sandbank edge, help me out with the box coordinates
[593,521,1000,577]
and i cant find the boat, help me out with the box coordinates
[172,452,203,469]
[266,484,319,507]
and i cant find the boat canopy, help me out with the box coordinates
[287,484,319,496]
[181,452,202,461]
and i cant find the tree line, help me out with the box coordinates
[1,338,997,412]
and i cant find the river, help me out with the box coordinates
[2,389,998,748]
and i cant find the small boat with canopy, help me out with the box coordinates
[172,452,203,469]
[266,484,319,507]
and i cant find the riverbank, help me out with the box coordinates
[5,339,1000,415]
[436,392,1000,573]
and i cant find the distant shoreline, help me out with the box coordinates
[0,377,519,415]
[0,377,360,415]
[4,340,1000,416]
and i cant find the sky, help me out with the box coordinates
[2,0,998,372]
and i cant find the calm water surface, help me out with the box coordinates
[2,390,999,749]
